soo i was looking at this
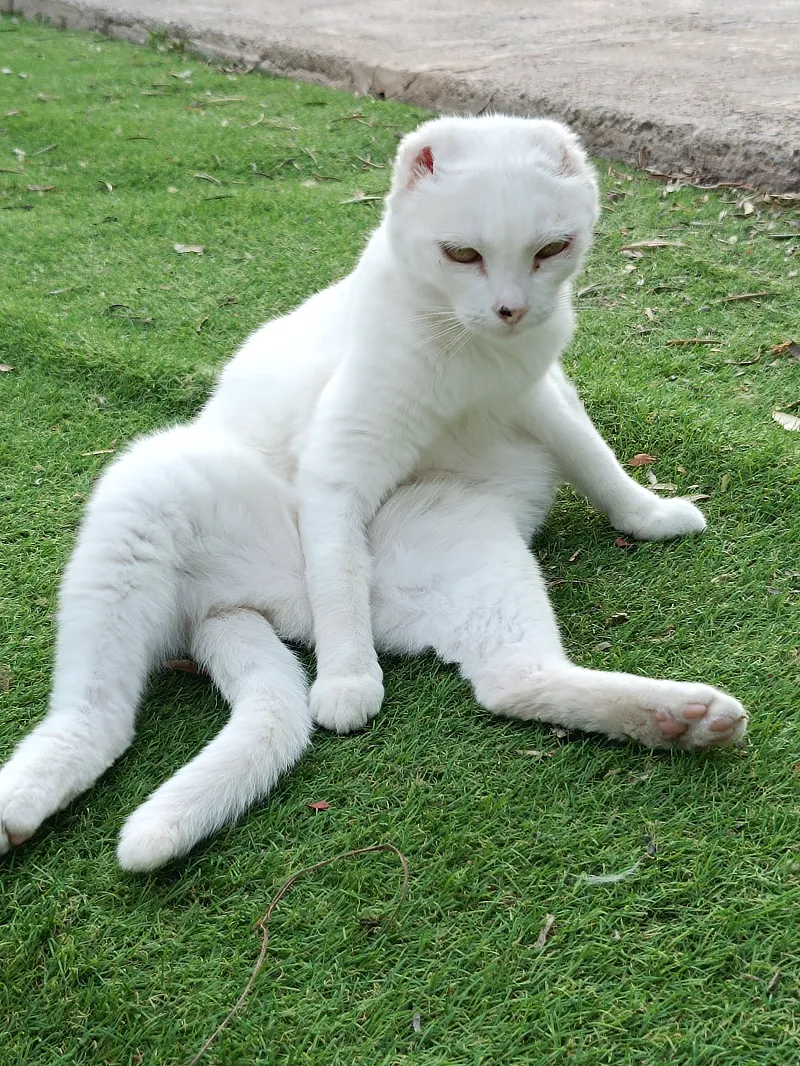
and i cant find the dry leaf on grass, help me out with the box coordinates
[165,659,205,675]
[194,172,221,185]
[174,243,204,254]
[719,291,771,303]
[577,860,643,885]
[773,412,800,431]
[771,340,800,360]
[645,471,677,492]
[629,453,657,467]
[105,304,152,326]
[533,914,556,949]
[615,537,635,549]
[193,96,247,106]
[306,800,331,811]
[666,338,718,346]
[0,363,14,372]
[412,1013,422,1034]
[26,184,54,192]
[619,240,685,252]
[340,193,382,205]
[605,612,630,628]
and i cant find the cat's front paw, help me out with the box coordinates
[615,496,707,541]
[117,804,192,873]
[311,674,384,734]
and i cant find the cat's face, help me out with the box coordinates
[387,117,599,340]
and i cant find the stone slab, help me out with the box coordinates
[7,0,800,191]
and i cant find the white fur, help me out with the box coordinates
[0,116,746,872]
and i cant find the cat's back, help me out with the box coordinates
[197,279,352,474]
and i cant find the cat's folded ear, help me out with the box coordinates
[539,121,593,180]
[408,146,435,188]
[537,120,599,212]
[390,129,438,196]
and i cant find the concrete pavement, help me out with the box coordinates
[7,0,800,191]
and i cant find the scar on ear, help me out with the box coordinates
[408,146,435,189]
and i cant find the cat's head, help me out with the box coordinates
[386,115,599,338]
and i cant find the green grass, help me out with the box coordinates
[1,15,799,1066]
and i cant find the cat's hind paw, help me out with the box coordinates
[0,768,62,856]
[645,687,747,751]
[311,674,384,734]
[616,496,707,541]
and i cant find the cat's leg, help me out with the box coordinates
[527,365,707,540]
[0,498,178,856]
[298,361,445,735]
[371,487,746,750]
[116,608,311,872]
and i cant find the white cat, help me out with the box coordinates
[0,115,747,873]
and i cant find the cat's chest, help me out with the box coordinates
[415,400,526,473]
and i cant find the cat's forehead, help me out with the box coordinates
[388,115,599,247]
[425,164,592,245]
[422,115,570,166]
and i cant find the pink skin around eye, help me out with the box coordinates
[533,235,575,271]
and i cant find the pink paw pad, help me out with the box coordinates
[680,703,708,719]
[655,711,689,738]
[709,717,735,733]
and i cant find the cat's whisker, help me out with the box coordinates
[437,330,473,370]
[400,307,460,324]
[404,315,462,331]
[405,322,469,357]
[403,309,456,321]
[414,323,473,373]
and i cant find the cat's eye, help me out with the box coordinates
[535,239,570,260]
[442,245,482,265]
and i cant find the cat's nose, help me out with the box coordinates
[495,304,528,326]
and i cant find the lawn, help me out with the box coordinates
[0,14,798,1066]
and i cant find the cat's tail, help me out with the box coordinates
[0,435,186,853]
[116,606,312,872]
